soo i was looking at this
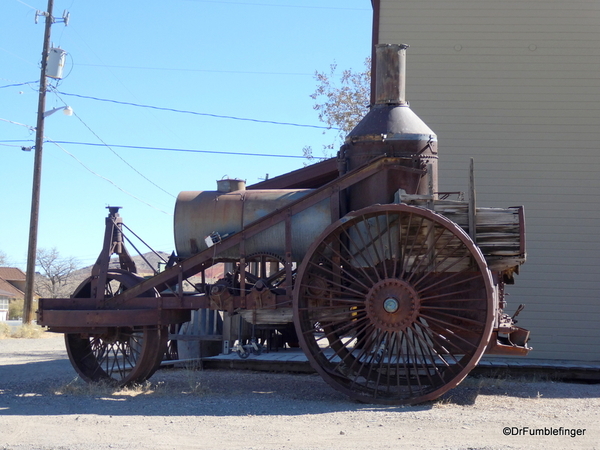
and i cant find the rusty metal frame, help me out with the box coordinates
[38,156,424,331]
[91,207,137,301]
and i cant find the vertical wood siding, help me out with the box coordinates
[378,0,600,361]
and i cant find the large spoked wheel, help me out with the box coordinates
[65,270,168,386]
[293,204,494,405]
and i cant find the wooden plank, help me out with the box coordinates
[398,197,525,270]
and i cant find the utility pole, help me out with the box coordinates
[23,0,69,324]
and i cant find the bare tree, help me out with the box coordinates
[305,57,371,161]
[0,250,7,266]
[35,247,79,298]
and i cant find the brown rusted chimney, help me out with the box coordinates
[340,44,438,212]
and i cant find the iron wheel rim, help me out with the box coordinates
[65,270,167,386]
[293,204,494,405]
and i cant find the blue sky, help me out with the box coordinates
[1,0,372,269]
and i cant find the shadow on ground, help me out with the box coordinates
[2,356,600,418]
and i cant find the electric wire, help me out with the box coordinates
[76,64,313,76]
[0,117,35,131]
[0,115,172,213]
[44,137,172,215]
[0,121,325,160]
[52,141,318,159]
[15,0,38,11]
[3,81,338,131]
[188,0,368,10]
[56,90,339,130]
[57,26,224,175]
[51,90,176,198]
[0,142,24,148]
[69,112,177,198]
[0,80,38,89]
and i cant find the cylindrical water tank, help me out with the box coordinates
[174,189,331,261]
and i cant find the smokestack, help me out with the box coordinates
[340,44,438,211]
[375,43,409,105]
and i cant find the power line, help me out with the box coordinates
[187,0,368,10]
[69,112,177,198]
[0,142,24,148]
[75,64,313,76]
[56,90,338,130]
[15,0,38,11]
[4,83,337,131]
[45,138,172,215]
[51,91,176,198]
[0,116,174,212]
[0,117,35,131]
[0,80,38,89]
[0,121,323,160]
[52,141,318,159]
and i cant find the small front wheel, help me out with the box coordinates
[65,325,167,385]
[64,270,167,386]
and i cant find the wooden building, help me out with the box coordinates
[371,0,600,361]
[0,268,26,321]
[0,289,10,321]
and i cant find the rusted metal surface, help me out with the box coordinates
[248,157,338,190]
[63,270,168,384]
[340,45,438,213]
[174,188,331,261]
[39,308,176,328]
[375,43,408,105]
[293,204,495,404]
[38,156,403,329]
[90,207,137,302]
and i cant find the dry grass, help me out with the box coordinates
[52,364,210,398]
[0,322,10,338]
[178,360,210,395]
[0,323,46,339]
[54,378,158,397]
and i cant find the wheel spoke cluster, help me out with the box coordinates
[89,330,142,379]
[294,205,493,404]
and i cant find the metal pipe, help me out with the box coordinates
[375,43,409,105]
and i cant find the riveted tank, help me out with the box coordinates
[174,179,331,261]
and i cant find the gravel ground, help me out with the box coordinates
[1,334,599,450]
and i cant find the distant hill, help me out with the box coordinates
[67,251,172,290]
[73,251,172,279]
[54,251,225,298]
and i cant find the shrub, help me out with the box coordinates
[11,323,45,339]
[8,299,23,320]
[8,299,39,321]
[0,322,10,339]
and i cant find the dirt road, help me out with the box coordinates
[1,334,598,450]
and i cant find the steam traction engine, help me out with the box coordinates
[38,45,530,405]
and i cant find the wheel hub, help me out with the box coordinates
[366,279,420,331]
[383,297,399,313]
